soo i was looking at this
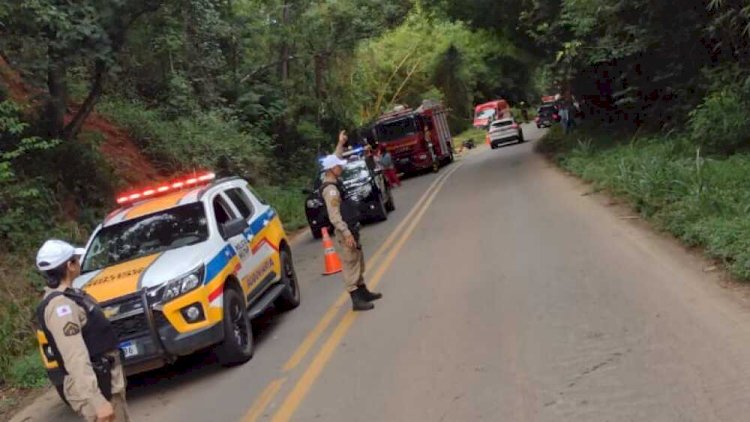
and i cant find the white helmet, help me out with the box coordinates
[321,155,347,171]
[36,239,85,272]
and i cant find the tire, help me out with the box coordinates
[215,288,253,367]
[374,196,388,221]
[385,189,395,212]
[274,249,300,311]
[311,227,322,239]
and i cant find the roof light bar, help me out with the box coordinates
[115,171,216,206]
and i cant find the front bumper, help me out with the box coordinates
[105,292,223,375]
[394,155,432,173]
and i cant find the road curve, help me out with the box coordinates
[14,126,750,422]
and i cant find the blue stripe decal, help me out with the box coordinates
[205,245,236,284]
[245,208,277,238]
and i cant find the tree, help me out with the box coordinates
[3,0,164,140]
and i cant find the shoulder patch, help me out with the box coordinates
[55,305,72,317]
[63,322,80,336]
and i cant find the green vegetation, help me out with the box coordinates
[0,0,538,389]
[452,127,487,149]
[540,122,750,280]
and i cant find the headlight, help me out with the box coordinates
[161,266,204,303]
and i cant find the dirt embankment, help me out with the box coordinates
[1,56,161,186]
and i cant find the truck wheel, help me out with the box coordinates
[385,189,395,212]
[274,249,300,311]
[215,287,253,366]
[374,197,388,221]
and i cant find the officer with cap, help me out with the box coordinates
[35,239,129,422]
[321,130,383,311]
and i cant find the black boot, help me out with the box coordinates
[357,285,382,302]
[350,288,374,311]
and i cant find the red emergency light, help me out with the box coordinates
[116,171,216,206]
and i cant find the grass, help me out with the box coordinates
[255,183,308,232]
[453,127,487,149]
[538,125,750,280]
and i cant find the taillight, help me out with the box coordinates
[553,114,559,120]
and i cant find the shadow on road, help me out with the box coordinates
[125,308,288,400]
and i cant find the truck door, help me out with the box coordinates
[212,193,254,299]
[224,187,275,300]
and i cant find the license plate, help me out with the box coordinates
[119,341,139,358]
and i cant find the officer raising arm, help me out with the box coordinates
[320,139,383,311]
[35,240,130,422]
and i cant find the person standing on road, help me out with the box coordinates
[379,145,401,187]
[35,240,130,422]
[322,131,383,311]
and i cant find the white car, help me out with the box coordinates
[488,118,524,149]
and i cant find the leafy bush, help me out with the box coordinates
[6,352,47,389]
[255,183,308,232]
[689,88,750,154]
[98,99,273,183]
[541,128,750,280]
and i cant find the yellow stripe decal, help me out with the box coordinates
[84,254,161,302]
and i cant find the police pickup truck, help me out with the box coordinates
[37,172,301,399]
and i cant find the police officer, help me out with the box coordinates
[35,240,130,422]
[321,131,382,311]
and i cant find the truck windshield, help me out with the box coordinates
[318,160,370,184]
[82,203,209,272]
[475,108,496,120]
[376,118,417,142]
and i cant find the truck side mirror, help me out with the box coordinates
[221,218,248,239]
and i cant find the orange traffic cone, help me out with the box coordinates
[321,227,343,275]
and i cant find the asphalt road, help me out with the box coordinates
[14,125,750,422]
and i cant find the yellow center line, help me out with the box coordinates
[242,165,461,422]
[242,377,286,422]
[269,164,462,422]
[281,169,455,373]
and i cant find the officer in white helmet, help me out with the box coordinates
[35,240,129,422]
[320,130,383,311]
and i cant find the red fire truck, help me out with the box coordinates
[473,99,510,129]
[372,100,454,175]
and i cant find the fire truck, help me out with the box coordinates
[473,99,510,129]
[372,100,454,175]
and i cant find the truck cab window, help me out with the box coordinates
[213,196,235,226]
[226,188,254,219]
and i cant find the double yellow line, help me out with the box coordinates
[243,162,463,422]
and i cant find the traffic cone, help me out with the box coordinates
[321,227,343,275]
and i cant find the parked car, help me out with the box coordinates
[304,153,395,239]
[535,104,560,128]
[37,172,302,403]
[488,117,524,149]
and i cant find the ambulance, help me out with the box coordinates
[38,172,300,394]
